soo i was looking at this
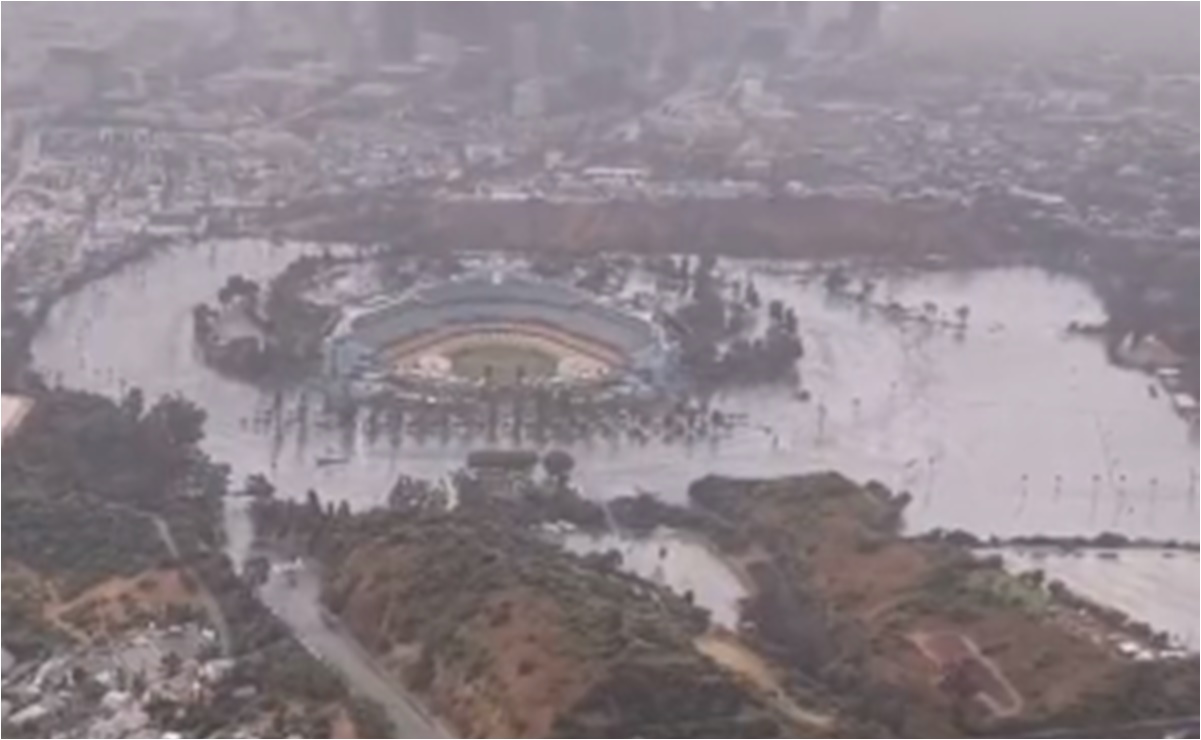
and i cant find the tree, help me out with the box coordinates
[193,459,231,499]
[162,651,182,679]
[143,395,206,449]
[745,280,761,309]
[121,387,145,421]
[542,449,576,484]
[192,304,218,342]
[824,268,850,294]
[217,275,260,307]
[783,307,799,335]
[1021,568,1046,589]
[244,473,275,499]
[768,299,784,324]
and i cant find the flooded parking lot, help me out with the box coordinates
[32,241,1198,544]
[558,528,749,630]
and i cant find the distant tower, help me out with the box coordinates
[377,2,418,62]
[783,1,811,53]
[537,3,574,73]
[576,1,634,61]
[640,2,675,68]
[511,20,539,79]
[311,1,360,70]
[846,1,882,47]
[43,46,109,108]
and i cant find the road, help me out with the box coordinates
[145,513,234,657]
[258,562,449,739]
[100,499,234,656]
[1009,716,1200,738]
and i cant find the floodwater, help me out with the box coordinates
[32,241,1199,545]
[990,548,1200,650]
[558,528,748,630]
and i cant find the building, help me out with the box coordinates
[846,1,883,47]
[416,30,462,68]
[144,210,208,239]
[512,78,545,118]
[42,46,110,107]
[327,271,669,389]
[510,20,540,79]
[575,2,634,62]
[377,2,418,63]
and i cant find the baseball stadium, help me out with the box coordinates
[325,272,669,389]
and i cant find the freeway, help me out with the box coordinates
[258,562,449,739]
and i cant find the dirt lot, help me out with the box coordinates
[4,561,206,645]
[49,568,204,640]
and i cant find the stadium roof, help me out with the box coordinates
[345,272,657,357]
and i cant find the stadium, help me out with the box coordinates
[325,272,669,389]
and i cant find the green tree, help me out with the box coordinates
[543,449,576,485]
[244,473,276,499]
[306,489,323,516]
[121,387,145,421]
[143,395,206,449]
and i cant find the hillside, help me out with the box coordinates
[317,512,799,738]
[686,473,1200,736]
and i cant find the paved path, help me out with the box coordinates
[259,563,449,739]
[101,499,234,656]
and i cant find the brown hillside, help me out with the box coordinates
[321,515,798,738]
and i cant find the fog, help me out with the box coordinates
[3,3,1197,737]
[885,2,1198,63]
